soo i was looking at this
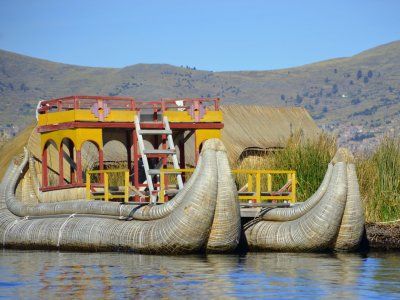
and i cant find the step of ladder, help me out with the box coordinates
[143,149,176,155]
[148,169,182,175]
[138,129,172,135]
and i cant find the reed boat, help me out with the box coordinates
[0,139,241,254]
[244,148,365,252]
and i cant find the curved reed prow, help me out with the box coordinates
[245,147,364,252]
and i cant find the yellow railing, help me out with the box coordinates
[86,168,296,204]
[160,168,296,204]
[86,169,130,202]
[232,169,296,204]
[159,168,195,203]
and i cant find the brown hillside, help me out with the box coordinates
[1,41,399,150]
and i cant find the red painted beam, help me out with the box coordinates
[40,183,86,192]
[38,122,223,132]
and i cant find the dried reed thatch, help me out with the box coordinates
[220,105,320,162]
[180,105,320,166]
[244,148,365,252]
[0,139,241,254]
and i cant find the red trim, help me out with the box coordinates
[195,133,199,163]
[68,142,75,183]
[179,133,185,172]
[42,147,48,188]
[76,150,82,184]
[59,148,64,186]
[38,122,223,132]
[40,183,86,192]
[38,96,220,117]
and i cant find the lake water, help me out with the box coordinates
[0,250,399,299]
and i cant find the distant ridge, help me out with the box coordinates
[1,41,400,151]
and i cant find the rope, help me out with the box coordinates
[243,217,262,231]
[126,204,149,221]
[57,213,76,247]
[243,208,275,231]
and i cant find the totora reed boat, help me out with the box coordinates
[0,94,365,253]
[0,140,365,253]
[0,139,241,254]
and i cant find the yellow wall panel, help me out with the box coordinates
[163,110,223,123]
[41,128,103,152]
[38,110,137,125]
[195,129,221,149]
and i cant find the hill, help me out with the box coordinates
[1,41,400,151]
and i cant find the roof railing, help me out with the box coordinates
[37,95,220,114]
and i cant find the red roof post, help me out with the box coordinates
[42,147,48,188]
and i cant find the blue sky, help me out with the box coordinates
[0,0,399,71]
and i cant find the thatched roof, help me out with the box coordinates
[220,105,320,161]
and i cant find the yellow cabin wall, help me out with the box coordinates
[163,111,223,123]
[195,129,221,149]
[38,110,137,126]
[41,128,103,152]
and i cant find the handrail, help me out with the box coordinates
[159,168,296,204]
[86,169,130,202]
[38,95,220,115]
[85,167,296,204]
[232,169,296,204]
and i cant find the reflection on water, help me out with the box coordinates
[1,250,400,299]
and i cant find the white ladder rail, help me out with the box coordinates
[134,114,157,203]
[163,116,184,189]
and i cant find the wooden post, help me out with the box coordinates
[42,147,48,188]
[59,145,64,186]
[76,150,82,184]
[69,142,75,184]
[179,132,185,181]
[124,171,129,203]
[159,170,165,203]
[99,148,104,184]
[133,129,139,201]
[292,172,296,204]
[256,172,261,203]
[126,130,132,184]
[248,174,253,192]
[104,172,109,201]
[267,174,272,192]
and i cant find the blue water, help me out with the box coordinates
[0,250,399,299]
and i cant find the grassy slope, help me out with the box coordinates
[1,41,400,131]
